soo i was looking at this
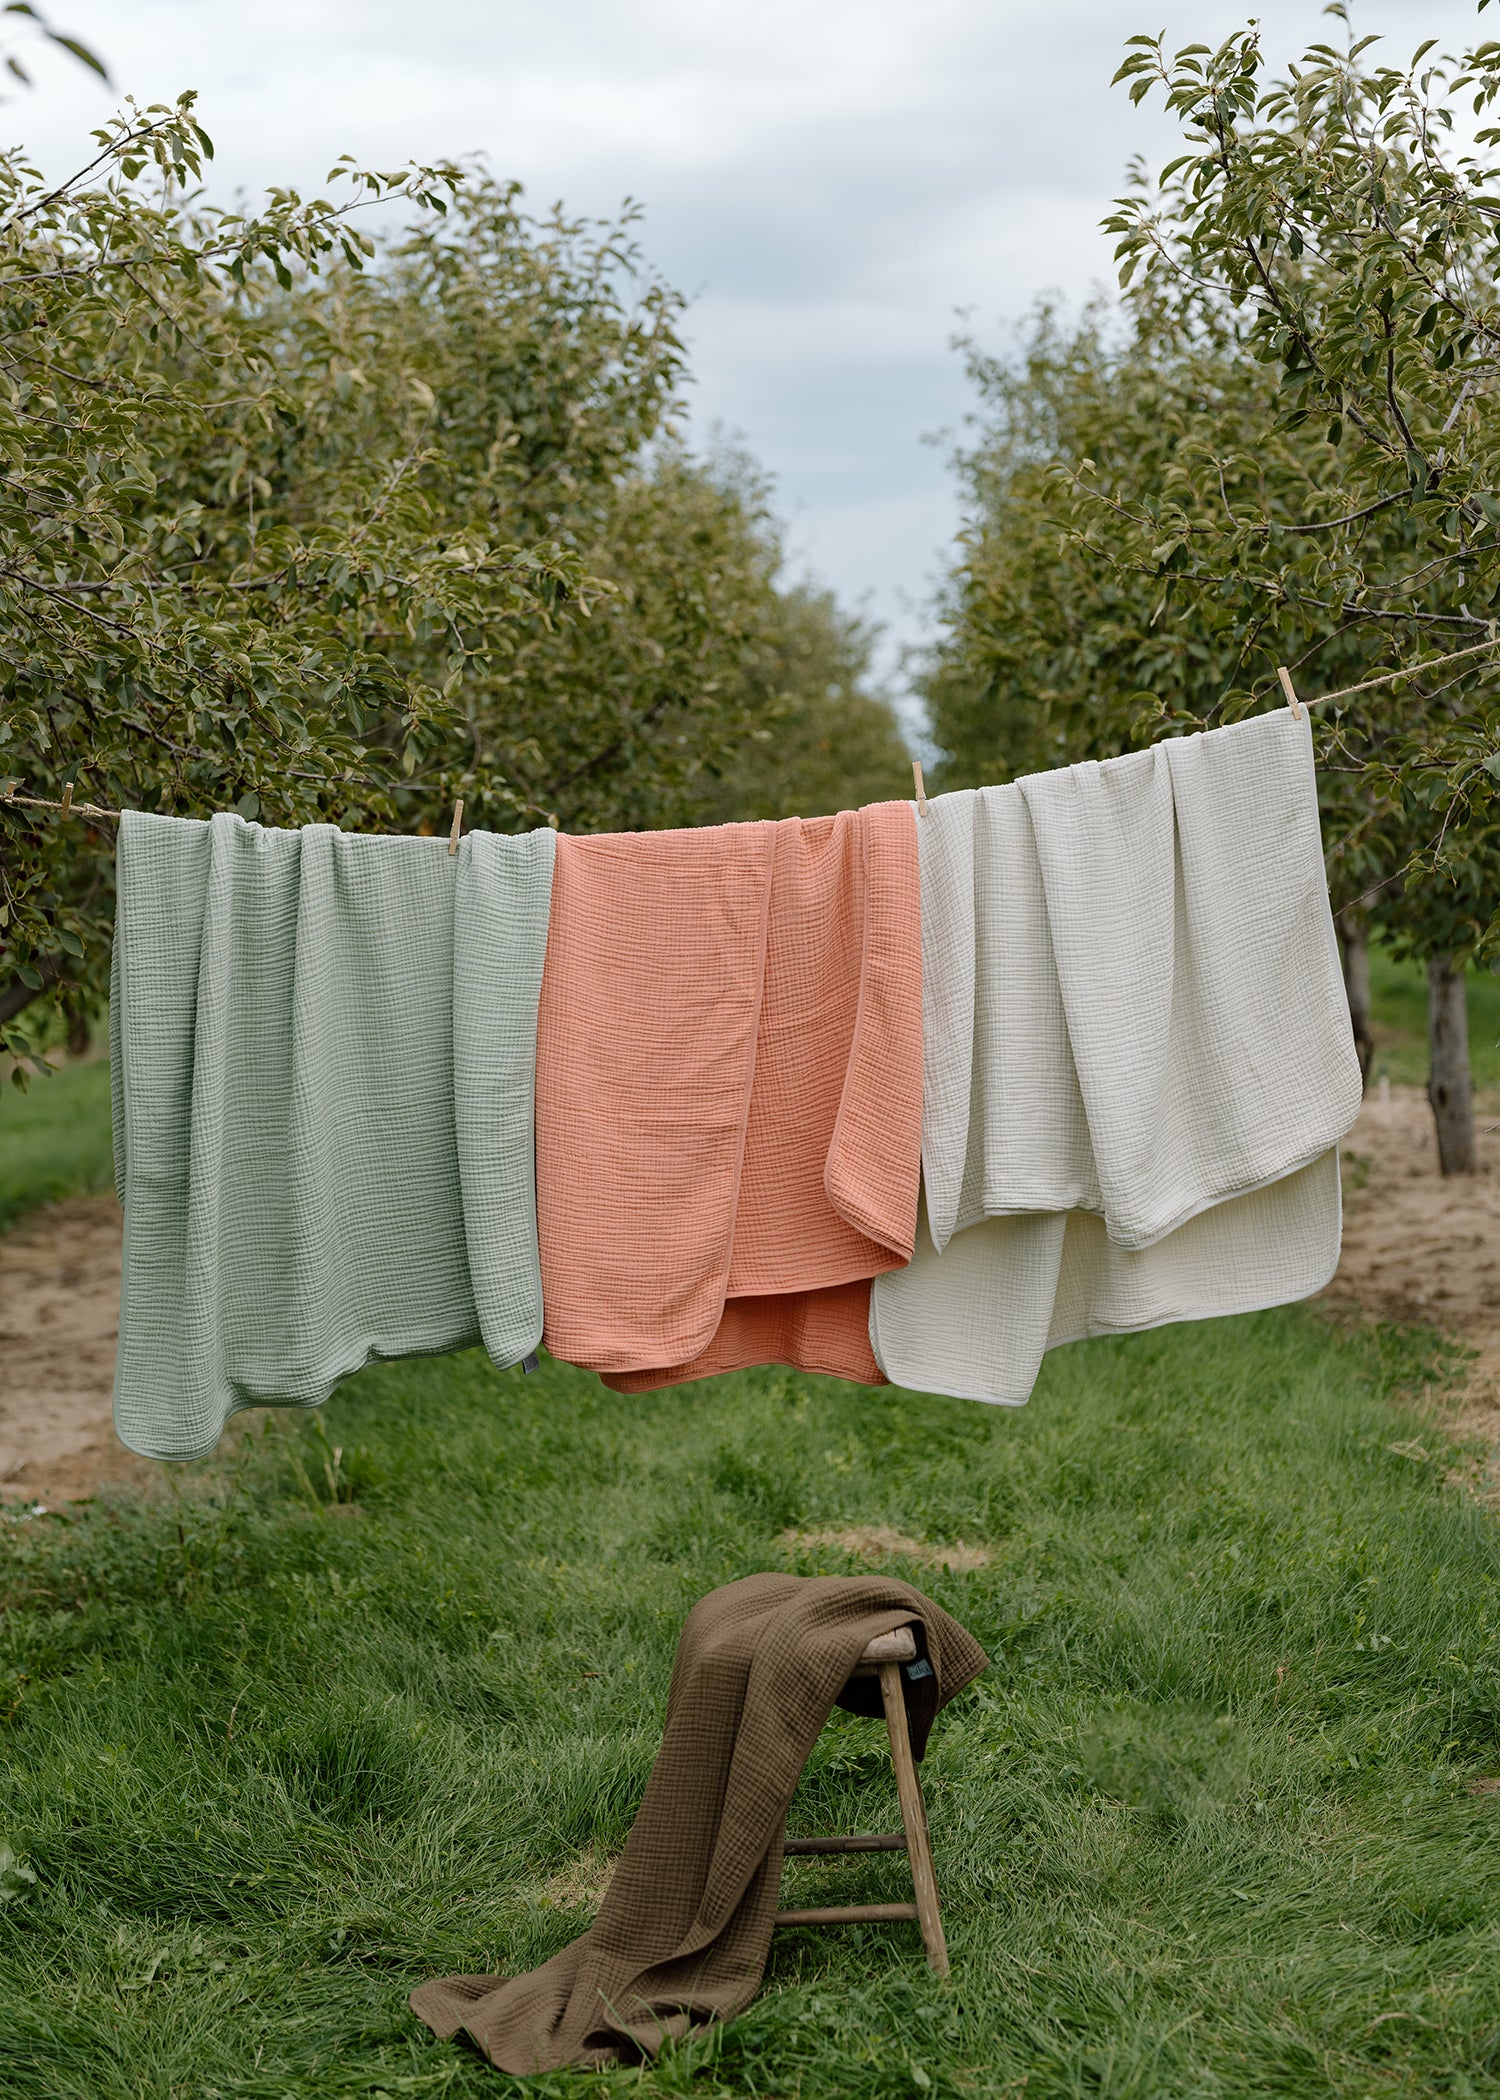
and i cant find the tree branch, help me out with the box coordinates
[0,957,60,1026]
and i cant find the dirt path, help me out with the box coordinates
[1326,1085,1500,1332]
[0,1193,152,1505]
[2,1083,1497,1504]
[1323,1083,1500,1454]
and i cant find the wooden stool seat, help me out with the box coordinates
[773,1624,949,1975]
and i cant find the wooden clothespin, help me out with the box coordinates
[59,781,74,815]
[447,798,464,855]
[1276,666,1304,721]
[912,759,929,818]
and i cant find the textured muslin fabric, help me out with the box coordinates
[409,1573,987,2073]
[1018,707,1360,1248]
[874,1158,1342,1406]
[110,810,555,1460]
[535,806,922,1391]
[872,708,1363,1404]
[602,1278,886,1393]
[453,830,559,1361]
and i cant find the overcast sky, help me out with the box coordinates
[10,0,1490,703]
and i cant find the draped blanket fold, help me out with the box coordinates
[870,709,1363,1404]
[535,806,923,1391]
[110,812,556,1460]
[409,1573,987,2073]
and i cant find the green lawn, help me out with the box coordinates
[1369,948,1500,1093]
[2,1314,1499,2098]
[0,1057,114,1230]
[5,973,1500,2093]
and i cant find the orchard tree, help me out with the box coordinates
[0,102,568,1057]
[926,7,1500,1171]
[688,581,910,824]
[924,302,1429,1085]
[0,99,904,1071]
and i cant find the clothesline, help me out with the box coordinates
[2,784,119,822]
[1280,631,1500,712]
[105,704,1355,1452]
[7,635,1500,830]
[3,776,935,828]
[0,777,469,838]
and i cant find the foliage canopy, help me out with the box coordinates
[0,98,906,1066]
[925,9,1500,963]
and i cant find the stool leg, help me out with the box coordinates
[877,1660,949,1976]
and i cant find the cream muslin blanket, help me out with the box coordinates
[111,812,556,1460]
[870,709,1364,1403]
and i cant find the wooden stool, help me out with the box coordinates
[773,1626,949,1975]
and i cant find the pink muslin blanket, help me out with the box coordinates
[535,805,922,1390]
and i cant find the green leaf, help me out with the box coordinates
[44,31,109,82]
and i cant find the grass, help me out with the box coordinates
[4,968,1500,2093]
[2,1314,1500,2097]
[1368,948,1500,1094]
[0,1056,114,1230]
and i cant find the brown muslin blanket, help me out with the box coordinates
[410,1573,987,2072]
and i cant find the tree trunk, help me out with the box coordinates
[0,957,65,1030]
[1427,955,1477,1175]
[0,974,45,1027]
[1336,908,1373,1087]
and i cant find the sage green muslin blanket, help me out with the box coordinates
[110,812,556,1461]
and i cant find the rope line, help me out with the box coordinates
[2,786,119,821]
[1306,634,1500,707]
[10,637,1500,829]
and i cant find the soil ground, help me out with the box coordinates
[0,1191,154,1502]
[3,1081,1498,1505]
[1321,1081,1500,1486]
